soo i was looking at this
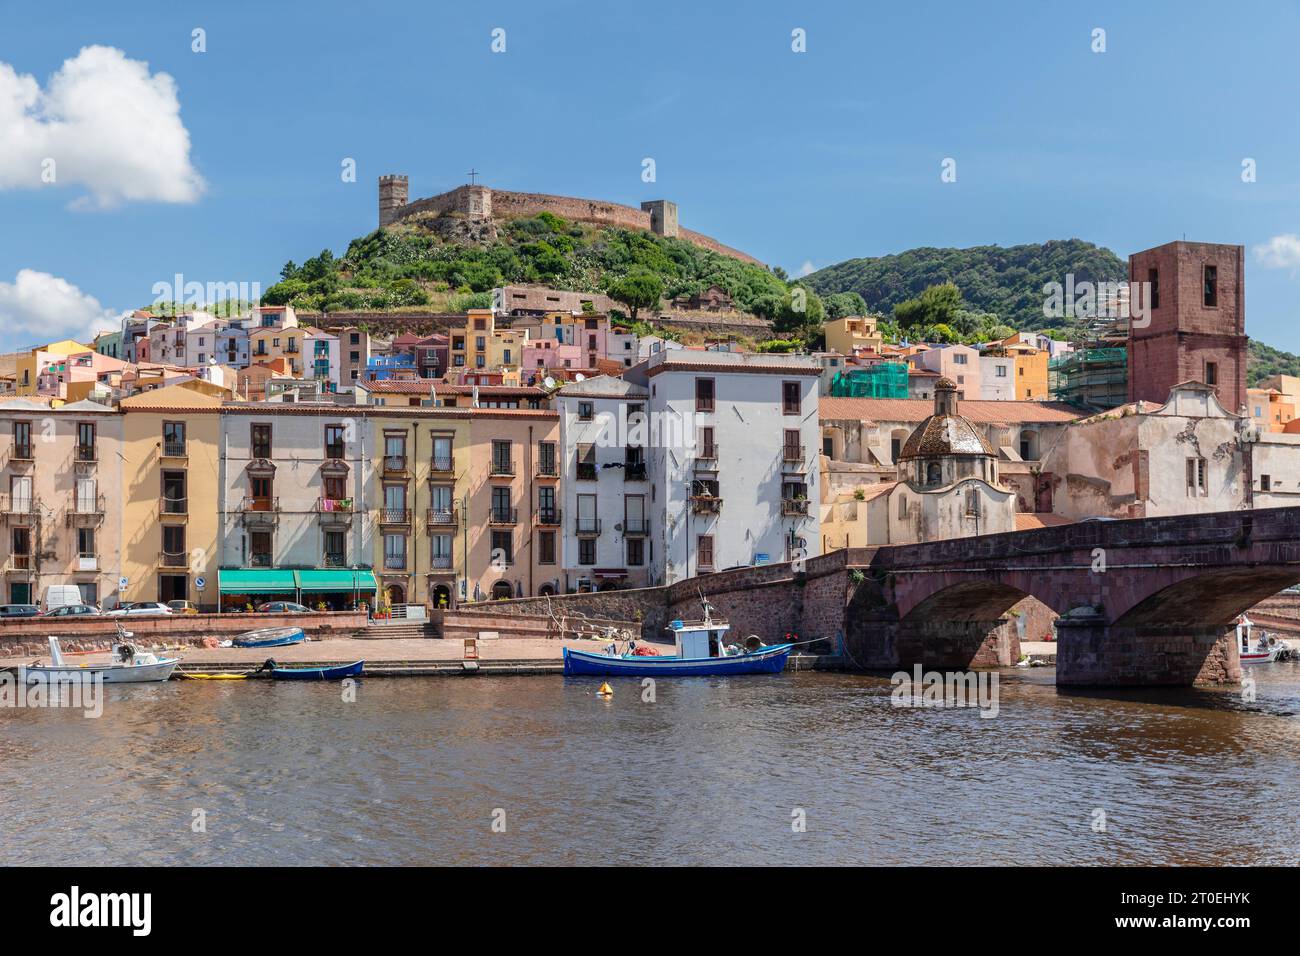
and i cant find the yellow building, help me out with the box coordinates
[1008,344,1049,400]
[119,382,223,608]
[824,316,884,356]
[15,339,92,395]
[249,325,306,376]
[449,309,529,373]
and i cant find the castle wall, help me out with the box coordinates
[383,180,762,266]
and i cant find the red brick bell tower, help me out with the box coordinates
[1127,241,1247,413]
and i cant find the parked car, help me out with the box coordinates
[43,604,100,617]
[256,601,311,614]
[103,602,174,617]
[0,604,41,618]
[166,600,200,615]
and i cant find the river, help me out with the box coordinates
[2,666,1298,865]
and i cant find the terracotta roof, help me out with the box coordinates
[819,397,1084,424]
[1015,513,1074,531]
[900,413,995,459]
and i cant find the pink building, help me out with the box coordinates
[522,338,584,372]
[912,344,981,401]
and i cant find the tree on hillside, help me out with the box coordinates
[773,284,826,342]
[894,282,962,329]
[607,270,665,322]
[824,291,868,320]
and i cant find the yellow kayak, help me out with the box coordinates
[180,672,248,680]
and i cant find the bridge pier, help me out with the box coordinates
[1055,616,1240,687]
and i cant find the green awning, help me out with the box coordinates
[353,571,378,592]
[218,569,297,594]
[298,570,361,592]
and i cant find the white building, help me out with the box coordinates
[977,349,1016,400]
[624,350,823,584]
[554,376,652,591]
[636,335,685,363]
[219,405,377,596]
[304,326,341,393]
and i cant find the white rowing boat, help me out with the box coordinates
[24,634,180,684]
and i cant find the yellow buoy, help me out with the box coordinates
[597,682,613,698]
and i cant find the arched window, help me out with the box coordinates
[491,581,513,600]
[926,462,942,485]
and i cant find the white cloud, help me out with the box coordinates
[0,270,124,351]
[798,260,816,277]
[0,46,204,208]
[1253,234,1300,271]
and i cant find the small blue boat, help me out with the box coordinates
[265,660,364,681]
[562,599,792,677]
[233,626,306,649]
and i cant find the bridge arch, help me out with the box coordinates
[1114,566,1300,626]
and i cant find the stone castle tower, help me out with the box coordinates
[1127,241,1247,414]
[378,174,409,227]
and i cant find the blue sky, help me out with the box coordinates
[3,0,1300,351]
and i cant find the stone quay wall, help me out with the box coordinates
[0,611,367,658]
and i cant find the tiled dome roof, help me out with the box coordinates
[899,414,995,458]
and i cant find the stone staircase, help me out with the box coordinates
[356,620,437,640]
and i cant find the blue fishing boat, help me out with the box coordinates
[262,660,364,681]
[233,626,306,649]
[562,598,792,677]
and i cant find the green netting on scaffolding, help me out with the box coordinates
[829,362,910,398]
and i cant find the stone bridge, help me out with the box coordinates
[472,507,1300,686]
[858,507,1300,685]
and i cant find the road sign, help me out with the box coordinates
[195,576,206,590]
[118,577,128,591]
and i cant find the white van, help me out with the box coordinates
[43,585,85,613]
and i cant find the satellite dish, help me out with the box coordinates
[542,376,555,389]
[574,373,586,382]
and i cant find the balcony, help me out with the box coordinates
[5,554,32,572]
[0,495,37,525]
[382,455,409,476]
[66,494,106,526]
[240,496,280,526]
[490,459,515,477]
[247,553,273,569]
[536,461,560,478]
[489,507,518,526]
[378,508,412,527]
[317,497,355,524]
[8,444,33,465]
[694,444,719,470]
[162,441,187,460]
[430,455,456,476]
[575,517,602,537]
[159,496,188,520]
[383,553,408,572]
[782,445,807,471]
[74,444,97,464]
[323,553,349,568]
[77,554,98,572]
[690,495,723,515]
[158,550,188,569]
[781,498,811,517]
[576,462,597,481]
[426,507,459,528]
[623,518,650,536]
[429,553,455,574]
[534,507,562,527]
[624,462,648,482]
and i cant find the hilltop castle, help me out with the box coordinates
[377,175,762,266]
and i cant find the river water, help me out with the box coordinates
[2,665,1298,866]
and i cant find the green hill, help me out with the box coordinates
[261,213,794,321]
[800,239,1127,332]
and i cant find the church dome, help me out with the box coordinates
[898,377,994,459]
